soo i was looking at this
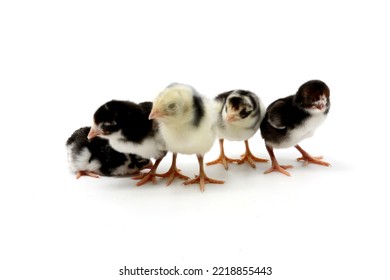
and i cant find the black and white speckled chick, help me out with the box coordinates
[260,80,331,176]
[66,127,152,179]
[207,89,268,170]
[87,100,167,185]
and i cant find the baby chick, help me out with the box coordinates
[149,83,224,192]
[260,80,331,176]
[87,100,167,185]
[207,89,268,170]
[66,126,152,178]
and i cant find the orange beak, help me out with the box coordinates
[226,114,236,122]
[149,109,165,120]
[87,127,102,140]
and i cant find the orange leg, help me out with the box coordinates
[295,145,331,167]
[263,145,292,176]
[132,156,165,186]
[76,170,100,179]
[184,154,224,192]
[141,160,154,170]
[233,140,268,168]
[206,139,237,170]
[156,153,190,186]
[128,160,154,176]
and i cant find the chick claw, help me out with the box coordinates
[76,171,100,179]
[297,155,331,167]
[184,175,225,192]
[294,145,331,167]
[131,157,166,186]
[132,172,158,186]
[234,140,268,168]
[156,168,190,186]
[234,152,268,168]
[264,164,293,176]
[206,139,236,170]
[206,155,237,170]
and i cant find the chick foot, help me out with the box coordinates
[185,155,224,192]
[295,145,331,167]
[233,140,268,168]
[76,171,100,179]
[184,175,225,192]
[206,155,237,170]
[206,139,236,170]
[156,153,190,186]
[132,157,164,186]
[264,164,293,176]
[264,144,292,176]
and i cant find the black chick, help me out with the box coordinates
[66,126,152,178]
[260,80,331,176]
[87,100,167,185]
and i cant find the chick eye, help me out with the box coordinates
[100,124,110,131]
[167,103,177,111]
[240,110,251,118]
[101,122,117,133]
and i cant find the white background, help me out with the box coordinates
[1,0,389,279]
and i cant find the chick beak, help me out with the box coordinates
[226,114,236,122]
[87,127,102,140]
[315,104,324,110]
[149,109,165,120]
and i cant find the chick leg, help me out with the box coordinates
[132,156,165,186]
[295,145,331,167]
[141,160,154,170]
[264,145,293,176]
[206,139,237,170]
[156,153,190,186]
[184,154,224,192]
[233,140,269,168]
[128,160,154,176]
[76,171,100,179]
